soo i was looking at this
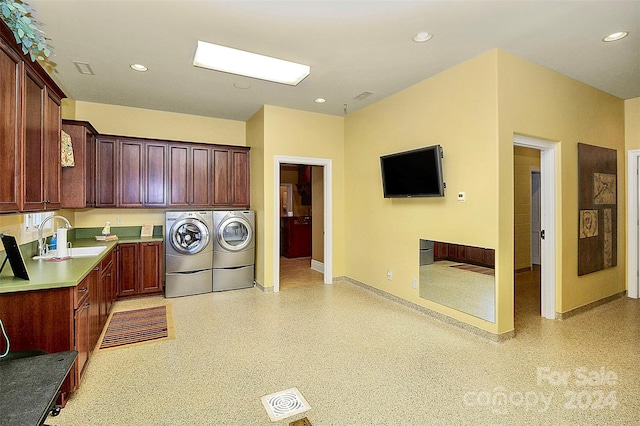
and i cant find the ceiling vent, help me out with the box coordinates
[353,91,373,101]
[73,61,94,75]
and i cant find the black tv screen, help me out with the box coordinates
[380,145,445,198]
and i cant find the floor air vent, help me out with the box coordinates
[261,387,311,422]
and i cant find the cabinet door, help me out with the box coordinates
[231,149,250,207]
[61,120,97,209]
[43,89,61,209]
[116,243,139,297]
[140,242,163,294]
[74,295,91,391]
[99,250,115,327]
[87,268,100,350]
[213,147,250,208]
[169,144,212,207]
[191,145,212,206]
[86,131,96,207]
[168,144,189,206]
[145,142,168,206]
[96,137,117,207]
[0,38,21,212]
[465,246,485,266]
[21,67,45,211]
[119,140,144,207]
[212,148,230,206]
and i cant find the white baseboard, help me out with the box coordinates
[311,259,324,273]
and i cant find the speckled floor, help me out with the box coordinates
[47,268,640,425]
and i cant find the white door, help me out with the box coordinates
[531,171,541,265]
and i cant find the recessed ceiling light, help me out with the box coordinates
[603,31,628,42]
[412,32,433,43]
[193,40,310,86]
[234,82,251,89]
[130,63,148,72]
[314,98,326,104]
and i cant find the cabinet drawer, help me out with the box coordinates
[100,250,114,270]
[74,281,90,309]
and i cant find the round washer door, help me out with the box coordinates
[170,218,210,255]
[217,216,253,252]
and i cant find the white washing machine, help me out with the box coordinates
[165,211,213,297]
[212,210,255,291]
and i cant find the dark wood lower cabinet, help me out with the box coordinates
[281,216,312,258]
[0,246,116,403]
[432,241,495,268]
[117,241,163,298]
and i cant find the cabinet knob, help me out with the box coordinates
[105,273,112,277]
[79,287,88,293]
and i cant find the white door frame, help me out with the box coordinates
[274,156,333,292]
[627,150,640,299]
[514,135,557,319]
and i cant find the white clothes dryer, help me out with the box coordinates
[212,210,255,291]
[165,211,213,297]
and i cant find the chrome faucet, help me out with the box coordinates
[38,215,72,256]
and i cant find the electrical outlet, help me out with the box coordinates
[412,278,417,289]
[116,217,123,225]
[387,270,392,280]
[457,192,466,202]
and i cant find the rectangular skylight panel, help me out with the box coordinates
[193,41,310,86]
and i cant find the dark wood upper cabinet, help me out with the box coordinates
[95,136,117,208]
[231,149,250,207]
[93,135,249,209]
[0,20,65,213]
[21,68,45,211]
[43,90,62,209]
[0,36,21,212]
[119,139,167,208]
[213,146,250,208]
[145,142,168,207]
[61,120,98,209]
[119,140,144,207]
[168,143,212,207]
[20,68,62,211]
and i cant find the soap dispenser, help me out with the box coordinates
[101,221,111,236]
[49,233,57,250]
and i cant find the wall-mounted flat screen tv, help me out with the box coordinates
[380,145,445,198]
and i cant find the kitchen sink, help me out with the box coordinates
[33,246,107,260]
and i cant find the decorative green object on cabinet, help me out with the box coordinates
[0,0,53,62]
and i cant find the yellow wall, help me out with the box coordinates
[248,105,345,289]
[497,50,625,318]
[344,51,501,334]
[513,147,540,270]
[247,107,266,286]
[68,101,246,145]
[626,98,640,150]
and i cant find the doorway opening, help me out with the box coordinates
[513,135,557,321]
[279,164,323,289]
[273,156,333,292]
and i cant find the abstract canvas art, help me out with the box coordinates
[577,143,617,276]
